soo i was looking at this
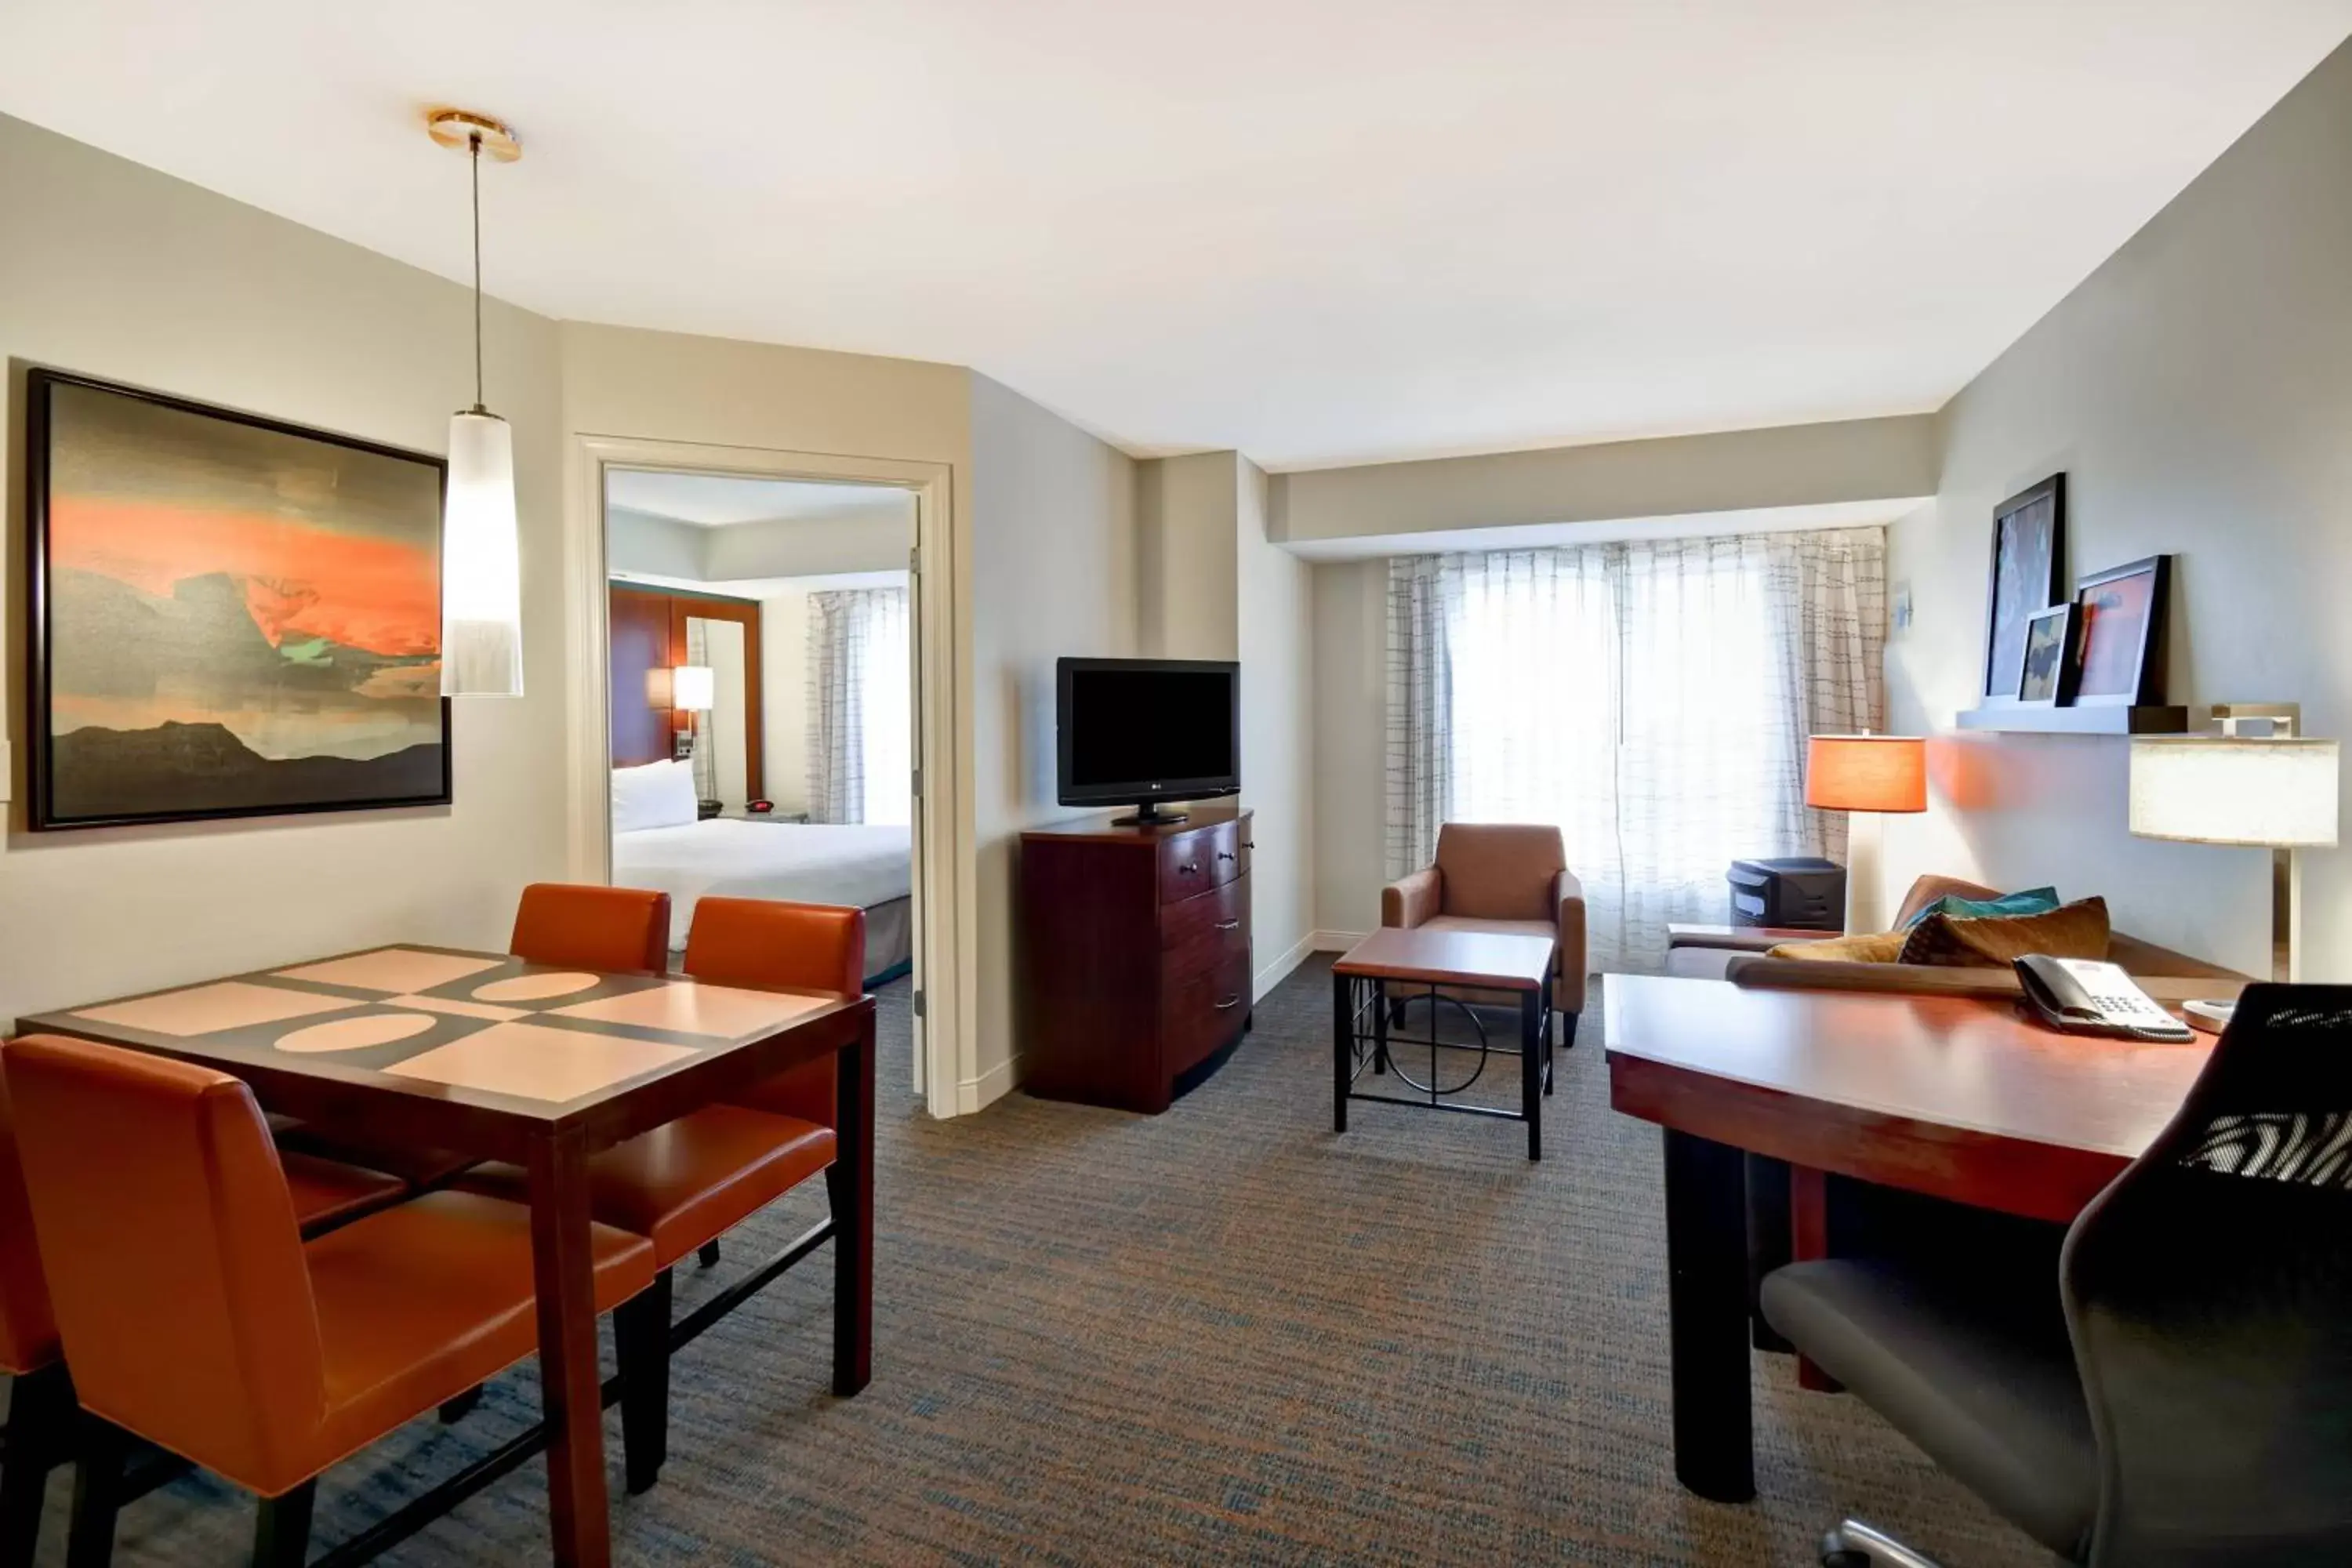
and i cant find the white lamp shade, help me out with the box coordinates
[2129,737,2340,848]
[671,665,715,713]
[440,409,524,697]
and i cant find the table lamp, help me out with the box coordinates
[671,664,716,800]
[1806,734,1928,933]
[2129,705,2339,1025]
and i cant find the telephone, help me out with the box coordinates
[2014,955,2195,1043]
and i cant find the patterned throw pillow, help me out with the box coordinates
[1898,897,2111,967]
[1902,886,2061,927]
[1766,931,1908,964]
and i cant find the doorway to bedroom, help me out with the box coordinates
[601,467,922,1088]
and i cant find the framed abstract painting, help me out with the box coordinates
[25,369,451,829]
[1980,474,2065,705]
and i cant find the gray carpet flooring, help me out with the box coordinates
[20,960,2049,1566]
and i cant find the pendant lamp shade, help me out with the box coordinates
[441,408,523,696]
[430,107,524,699]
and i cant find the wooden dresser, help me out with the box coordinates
[1017,804,1254,1113]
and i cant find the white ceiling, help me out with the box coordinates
[604,470,914,528]
[5,2,2348,470]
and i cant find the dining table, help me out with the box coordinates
[16,942,877,1568]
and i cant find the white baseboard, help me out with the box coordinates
[1311,929,1367,952]
[958,1052,1018,1116]
[1254,932,1316,1000]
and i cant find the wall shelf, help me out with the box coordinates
[1955,705,2190,735]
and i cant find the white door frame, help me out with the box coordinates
[563,431,966,1116]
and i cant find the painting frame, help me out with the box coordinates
[2016,602,2080,707]
[24,367,452,831]
[1980,473,2066,706]
[2071,554,2172,709]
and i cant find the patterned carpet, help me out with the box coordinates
[20,960,2049,1566]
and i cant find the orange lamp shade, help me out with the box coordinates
[1806,735,1927,814]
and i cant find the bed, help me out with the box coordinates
[613,818,915,985]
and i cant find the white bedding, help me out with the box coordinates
[613,818,913,950]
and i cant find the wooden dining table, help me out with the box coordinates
[16,942,877,1568]
[1602,972,2213,1506]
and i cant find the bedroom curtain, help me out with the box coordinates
[1384,525,1885,973]
[808,586,912,825]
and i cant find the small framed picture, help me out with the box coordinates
[1980,474,2065,706]
[2072,554,2173,707]
[2016,603,2080,706]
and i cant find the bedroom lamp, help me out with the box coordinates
[2130,706,2339,1026]
[430,109,524,698]
[1806,734,1928,935]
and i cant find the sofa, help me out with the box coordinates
[1664,873,2247,1002]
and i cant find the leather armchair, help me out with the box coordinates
[1381,823,1587,1024]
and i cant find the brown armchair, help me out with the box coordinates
[1381,822,1587,1044]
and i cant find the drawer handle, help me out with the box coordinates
[1216,850,1235,862]
[1244,840,1256,849]
[1214,994,1241,1011]
[1179,862,1200,875]
[1215,918,1241,931]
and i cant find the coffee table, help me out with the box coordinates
[1330,927,1557,1160]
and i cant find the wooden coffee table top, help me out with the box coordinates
[1332,927,1555,991]
[16,943,849,1126]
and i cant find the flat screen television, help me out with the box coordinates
[1057,657,1240,825]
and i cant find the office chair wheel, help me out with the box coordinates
[1820,1520,1944,1568]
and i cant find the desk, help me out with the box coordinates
[1602,973,2209,1504]
[18,944,877,1568]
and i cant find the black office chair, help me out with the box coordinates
[1762,984,2352,1568]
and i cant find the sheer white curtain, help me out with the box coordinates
[807,586,911,825]
[1386,527,1884,973]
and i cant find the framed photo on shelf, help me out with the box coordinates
[25,368,451,830]
[2016,603,2080,706]
[1980,474,2065,705]
[2071,554,2172,708]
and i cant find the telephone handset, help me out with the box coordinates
[2014,954,2196,1043]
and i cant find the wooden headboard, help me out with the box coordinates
[608,584,764,799]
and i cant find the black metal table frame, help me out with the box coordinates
[1330,968,1554,1160]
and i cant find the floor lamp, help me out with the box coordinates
[671,664,716,811]
[2129,705,2339,1025]
[1806,734,1928,935]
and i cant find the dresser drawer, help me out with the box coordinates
[1162,873,1250,950]
[1162,941,1251,1075]
[1158,817,1246,903]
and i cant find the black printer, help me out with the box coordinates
[1726,857,1845,931]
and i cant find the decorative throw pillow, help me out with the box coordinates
[1766,931,1909,964]
[1902,885,2061,927]
[1898,897,2111,968]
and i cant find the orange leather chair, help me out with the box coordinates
[1,1051,408,1563]
[459,895,860,1494]
[510,882,672,974]
[3,1036,655,1568]
[1382,822,1585,1046]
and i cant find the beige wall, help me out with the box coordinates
[969,373,1138,1099]
[0,112,569,1023]
[1233,457,1316,990]
[1311,561,1389,936]
[1136,452,1241,659]
[1886,40,2352,980]
[1272,414,1937,548]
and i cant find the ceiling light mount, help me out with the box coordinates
[425,107,521,162]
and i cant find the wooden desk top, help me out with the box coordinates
[1333,927,1555,991]
[1602,974,2213,1221]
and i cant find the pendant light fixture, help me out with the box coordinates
[428,108,524,697]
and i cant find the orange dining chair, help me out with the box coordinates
[2,1036,655,1568]
[509,882,673,974]
[458,895,862,1494]
[1,1049,411,1563]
